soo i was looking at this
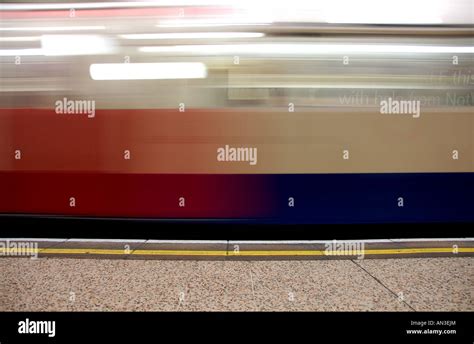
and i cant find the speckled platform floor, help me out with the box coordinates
[0,257,472,311]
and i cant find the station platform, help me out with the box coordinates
[1,238,472,311]
[1,238,473,260]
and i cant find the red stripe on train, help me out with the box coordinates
[0,172,273,218]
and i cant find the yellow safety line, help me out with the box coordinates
[227,248,474,256]
[42,248,128,255]
[131,249,227,256]
[0,247,473,256]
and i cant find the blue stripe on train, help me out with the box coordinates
[264,172,473,224]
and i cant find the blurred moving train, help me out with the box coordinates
[0,1,473,223]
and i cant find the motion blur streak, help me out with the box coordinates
[89,63,208,80]
[119,32,265,39]
[138,43,474,54]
